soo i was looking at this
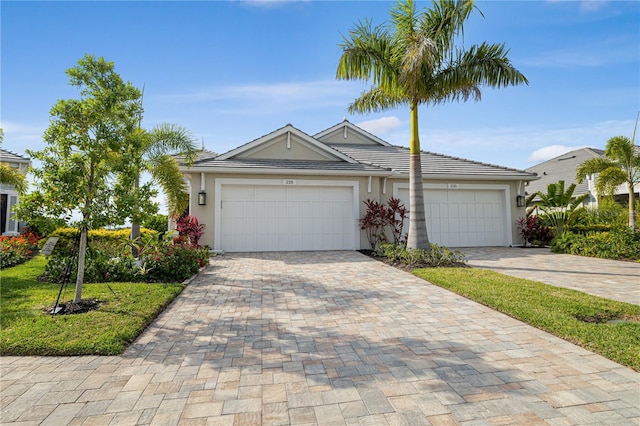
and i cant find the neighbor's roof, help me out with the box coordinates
[524,147,604,197]
[330,143,537,180]
[0,148,30,163]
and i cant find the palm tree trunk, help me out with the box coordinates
[406,104,430,251]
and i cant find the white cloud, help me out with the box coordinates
[0,121,46,155]
[238,0,310,8]
[527,144,590,163]
[580,0,609,12]
[356,116,403,135]
[160,80,363,115]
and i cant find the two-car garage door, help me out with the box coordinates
[217,180,357,252]
[396,186,509,247]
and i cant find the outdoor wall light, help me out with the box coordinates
[198,191,207,206]
[516,195,525,208]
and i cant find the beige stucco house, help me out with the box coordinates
[180,120,538,252]
[0,148,30,236]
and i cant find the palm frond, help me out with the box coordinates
[348,87,407,114]
[0,163,27,194]
[146,123,198,166]
[575,157,616,183]
[149,155,190,217]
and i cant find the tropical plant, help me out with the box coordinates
[122,123,198,250]
[576,125,640,229]
[336,0,528,250]
[360,197,408,248]
[516,215,553,247]
[536,180,589,235]
[175,215,205,248]
[0,129,28,194]
[16,55,143,304]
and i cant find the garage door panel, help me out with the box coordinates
[220,183,355,252]
[398,187,506,247]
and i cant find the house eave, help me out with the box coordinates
[181,166,393,177]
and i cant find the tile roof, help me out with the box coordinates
[330,144,536,180]
[190,158,389,174]
[524,148,604,197]
[0,148,30,163]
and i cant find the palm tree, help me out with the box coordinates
[336,0,528,250]
[126,123,198,248]
[576,133,640,230]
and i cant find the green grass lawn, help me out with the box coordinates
[0,256,184,356]
[414,267,640,372]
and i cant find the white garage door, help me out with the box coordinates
[398,188,507,247]
[219,183,356,252]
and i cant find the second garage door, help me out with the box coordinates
[218,182,357,252]
[397,186,508,247]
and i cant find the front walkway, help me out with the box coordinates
[1,251,639,425]
[462,247,640,305]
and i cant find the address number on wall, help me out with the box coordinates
[448,183,460,189]
[283,179,297,185]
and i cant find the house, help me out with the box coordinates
[525,147,639,207]
[0,148,30,236]
[180,120,538,252]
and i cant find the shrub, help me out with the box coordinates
[0,235,37,268]
[40,231,209,284]
[142,213,169,233]
[516,215,553,247]
[360,197,407,248]
[374,243,466,267]
[566,228,640,261]
[140,245,209,282]
[45,227,158,257]
[175,215,205,248]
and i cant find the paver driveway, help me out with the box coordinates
[1,251,639,425]
[462,247,640,305]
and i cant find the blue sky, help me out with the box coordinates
[2,0,639,175]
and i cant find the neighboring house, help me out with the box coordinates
[0,148,30,236]
[525,147,639,207]
[180,120,538,252]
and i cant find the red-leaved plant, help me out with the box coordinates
[176,215,205,248]
[360,197,407,248]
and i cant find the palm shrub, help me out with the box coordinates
[536,180,588,235]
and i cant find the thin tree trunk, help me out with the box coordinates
[74,226,88,304]
[629,182,636,230]
[406,104,430,251]
[130,174,141,257]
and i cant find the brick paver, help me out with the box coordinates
[462,247,640,305]
[1,251,639,425]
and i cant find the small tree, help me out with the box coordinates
[17,55,142,304]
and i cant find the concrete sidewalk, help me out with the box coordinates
[462,247,640,305]
[1,251,639,425]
